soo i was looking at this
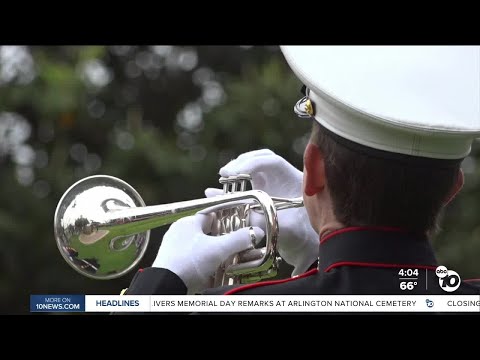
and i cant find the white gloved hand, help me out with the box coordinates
[152,213,264,294]
[205,149,319,277]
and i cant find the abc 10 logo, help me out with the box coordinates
[435,266,461,292]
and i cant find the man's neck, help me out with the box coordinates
[318,219,345,240]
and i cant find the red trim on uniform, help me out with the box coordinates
[224,268,319,295]
[464,278,480,283]
[324,261,437,273]
[320,226,407,244]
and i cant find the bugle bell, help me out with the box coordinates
[54,174,303,286]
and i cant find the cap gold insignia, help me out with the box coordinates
[305,98,314,116]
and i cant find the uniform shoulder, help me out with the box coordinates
[201,269,319,295]
[463,279,480,290]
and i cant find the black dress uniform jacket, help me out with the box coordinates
[124,227,480,297]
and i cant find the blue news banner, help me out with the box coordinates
[30,294,480,313]
[31,295,85,312]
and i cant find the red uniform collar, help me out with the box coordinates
[318,226,438,273]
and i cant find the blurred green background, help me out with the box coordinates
[0,46,478,314]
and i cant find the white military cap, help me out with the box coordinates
[281,46,480,160]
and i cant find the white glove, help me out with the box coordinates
[152,213,264,294]
[205,149,319,277]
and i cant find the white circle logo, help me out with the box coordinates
[435,266,461,292]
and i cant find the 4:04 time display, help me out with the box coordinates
[398,269,419,277]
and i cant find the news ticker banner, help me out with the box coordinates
[30,294,480,313]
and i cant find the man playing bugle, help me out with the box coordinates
[122,46,480,298]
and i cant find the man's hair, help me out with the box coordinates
[310,121,461,234]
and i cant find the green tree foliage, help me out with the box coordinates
[0,46,478,314]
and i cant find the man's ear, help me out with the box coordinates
[444,168,464,206]
[303,142,326,197]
